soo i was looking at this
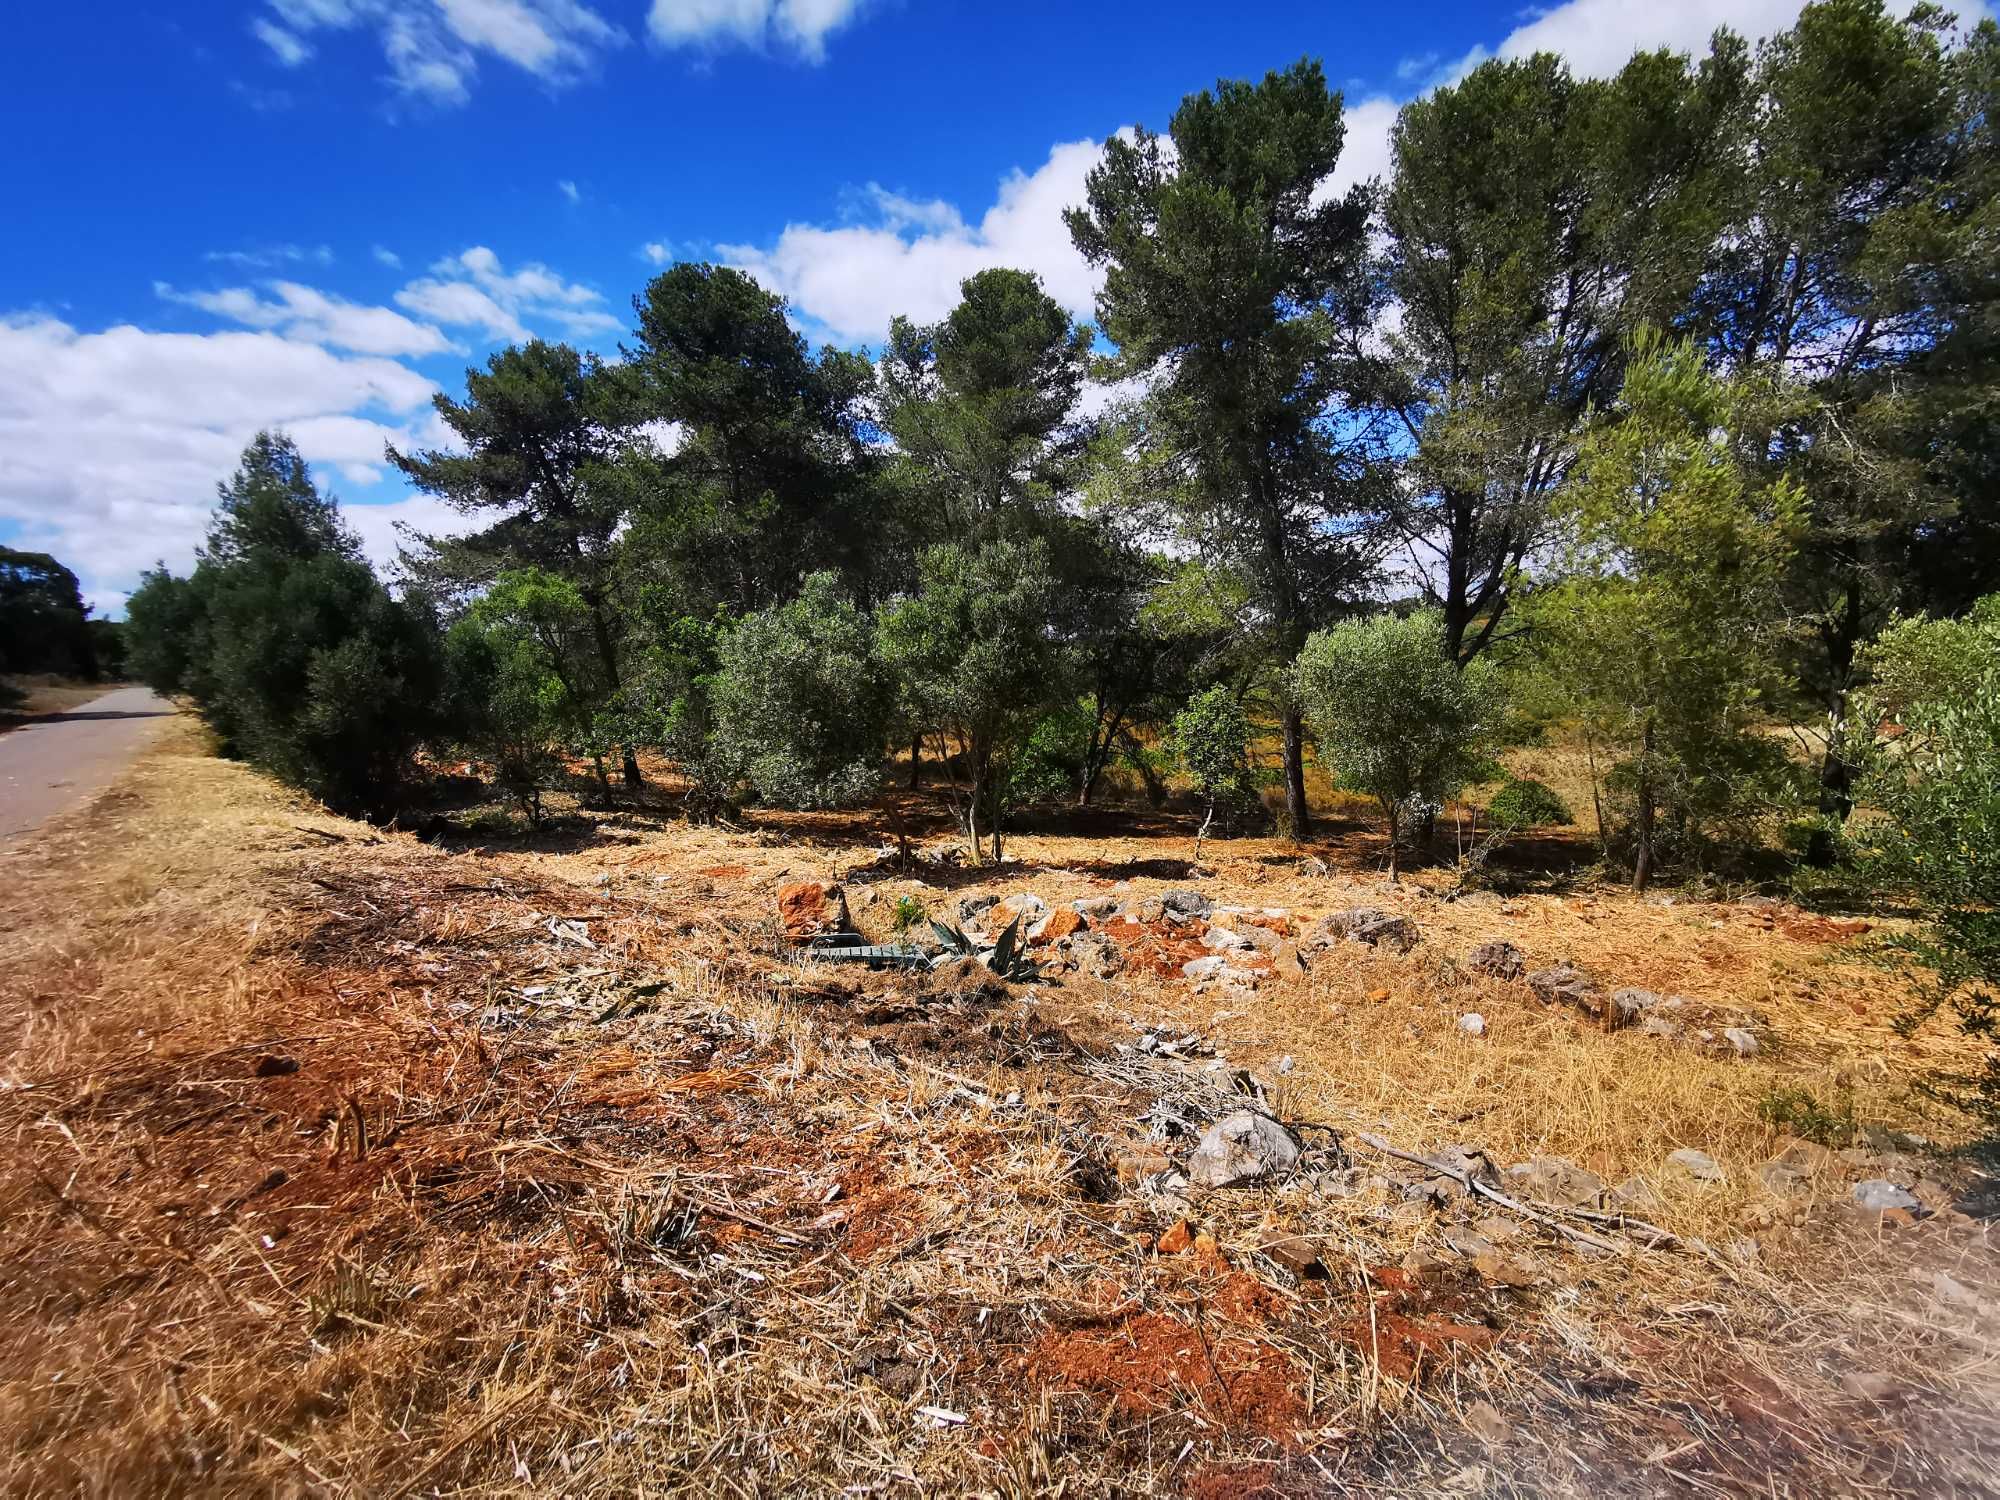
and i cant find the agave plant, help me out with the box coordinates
[927,915,1040,982]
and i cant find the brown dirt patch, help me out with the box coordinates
[1027,1311,1307,1442]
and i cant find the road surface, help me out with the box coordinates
[0,687,177,843]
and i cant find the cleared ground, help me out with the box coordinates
[0,726,1994,1496]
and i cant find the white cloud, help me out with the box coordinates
[258,0,626,105]
[640,241,673,265]
[252,17,314,65]
[395,245,622,343]
[558,178,580,203]
[372,244,403,268]
[206,242,335,269]
[720,138,1111,347]
[1323,95,1400,199]
[0,314,443,607]
[647,0,868,61]
[156,280,459,357]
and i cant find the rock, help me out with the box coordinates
[957,893,999,923]
[1156,1219,1195,1255]
[1527,962,1608,1020]
[1259,1234,1323,1277]
[1115,1145,1172,1185]
[778,881,850,940]
[1068,933,1126,979]
[1464,1400,1512,1446]
[1201,925,1257,952]
[1458,1013,1487,1037]
[999,892,1050,926]
[1187,1111,1301,1188]
[1273,944,1309,980]
[1853,1179,1921,1213]
[1465,941,1526,980]
[1161,889,1213,918]
[1722,1027,1760,1058]
[1033,908,1087,944]
[1507,1157,1607,1209]
[1306,908,1418,954]
[1472,1248,1538,1287]
[1610,987,1664,1025]
[1074,896,1121,918]
[253,1054,300,1078]
[1667,1148,1725,1183]
[1639,1016,1685,1041]
[1127,896,1166,923]
[1401,1246,1454,1278]
[1182,955,1229,981]
[1757,1161,1811,1195]
[1773,1137,1837,1175]
[1612,1176,1663,1211]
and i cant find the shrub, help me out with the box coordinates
[1757,1086,1857,1146]
[711,572,893,810]
[877,540,1071,862]
[123,434,444,813]
[1856,598,2000,1140]
[1487,777,1573,831]
[1168,685,1257,845]
[1293,609,1500,879]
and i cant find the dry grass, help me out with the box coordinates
[1,725,1997,1496]
[0,675,118,728]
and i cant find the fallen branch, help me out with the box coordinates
[1354,1133,1687,1261]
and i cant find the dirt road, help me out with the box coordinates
[0,688,176,842]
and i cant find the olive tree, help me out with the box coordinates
[1293,609,1499,880]
[710,572,893,809]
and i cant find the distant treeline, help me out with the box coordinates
[1,548,123,685]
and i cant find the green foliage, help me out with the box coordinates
[1293,609,1501,877]
[1486,777,1574,831]
[1757,1085,1858,1146]
[890,895,926,934]
[124,433,443,812]
[0,547,96,678]
[1855,597,2000,1135]
[928,916,1039,983]
[881,267,1092,545]
[710,572,892,810]
[442,568,607,822]
[1382,44,1743,661]
[1068,56,1383,835]
[877,540,1071,861]
[1530,331,1805,887]
[1168,685,1256,832]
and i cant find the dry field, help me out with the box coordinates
[1,721,1997,1496]
[0,676,116,729]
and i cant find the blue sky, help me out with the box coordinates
[3,0,1989,612]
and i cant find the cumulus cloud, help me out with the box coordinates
[372,245,403,268]
[640,241,673,265]
[155,280,459,357]
[720,139,1111,347]
[557,178,580,203]
[0,315,445,607]
[647,0,870,60]
[258,0,627,105]
[396,245,623,344]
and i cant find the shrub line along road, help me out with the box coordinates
[0,688,176,843]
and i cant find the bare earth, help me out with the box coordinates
[0,686,174,842]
